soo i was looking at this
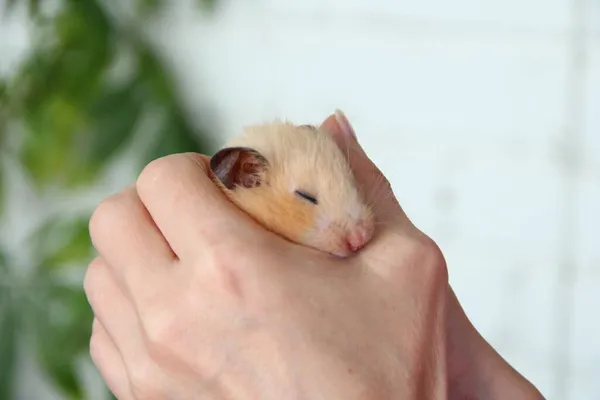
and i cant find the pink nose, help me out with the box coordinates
[345,221,373,253]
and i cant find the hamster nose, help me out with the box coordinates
[345,220,374,252]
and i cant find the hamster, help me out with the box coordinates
[209,120,375,258]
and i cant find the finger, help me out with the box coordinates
[86,258,175,399]
[89,186,176,272]
[84,257,154,366]
[320,110,410,228]
[321,110,401,217]
[90,318,136,400]
[135,152,268,261]
[321,112,446,278]
[88,185,177,306]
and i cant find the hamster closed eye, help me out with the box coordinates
[209,120,375,257]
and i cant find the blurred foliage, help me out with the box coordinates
[0,250,17,400]
[0,0,218,398]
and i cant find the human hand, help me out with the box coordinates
[85,111,544,399]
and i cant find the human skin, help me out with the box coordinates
[84,111,546,399]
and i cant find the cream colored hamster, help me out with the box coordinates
[209,120,375,257]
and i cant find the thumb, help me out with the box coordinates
[319,110,407,228]
[321,111,447,289]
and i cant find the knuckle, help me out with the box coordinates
[83,257,107,306]
[407,234,448,281]
[204,229,250,266]
[205,239,255,283]
[207,240,284,310]
[88,320,108,367]
[207,248,245,297]
[88,331,103,364]
[142,306,179,355]
[129,362,162,399]
[136,155,173,192]
[207,241,243,270]
[89,192,127,245]
[376,229,448,285]
[136,153,207,194]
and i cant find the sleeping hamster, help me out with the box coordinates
[209,120,375,257]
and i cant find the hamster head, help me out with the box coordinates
[210,121,375,257]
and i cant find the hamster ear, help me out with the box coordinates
[210,147,269,190]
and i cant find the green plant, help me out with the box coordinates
[0,0,218,398]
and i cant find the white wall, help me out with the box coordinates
[2,0,599,399]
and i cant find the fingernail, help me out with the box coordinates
[334,109,357,140]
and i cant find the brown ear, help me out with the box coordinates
[210,147,269,190]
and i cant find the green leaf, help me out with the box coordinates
[20,93,86,188]
[14,1,124,190]
[0,79,7,107]
[132,41,215,164]
[0,160,4,219]
[23,216,94,398]
[27,0,41,17]
[143,110,213,165]
[82,79,144,168]
[136,0,163,16]
[197,0,218,12]
[0,80,8,146]
[27,274,93,399]
[52,1,114,101]
[30,216,94,271]
[0,290,17,400]
[136,45,177,105]
[13,49,66,118]
[0,250,18,400]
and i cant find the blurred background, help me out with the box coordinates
[0,0,598,399]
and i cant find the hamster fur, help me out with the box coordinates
[209,120,375,257]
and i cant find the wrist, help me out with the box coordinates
[475,344,546,399]
[446,288,545,399]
